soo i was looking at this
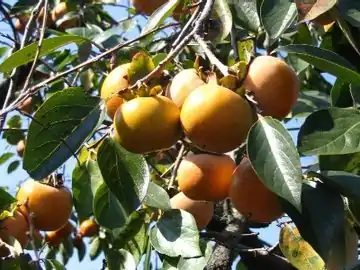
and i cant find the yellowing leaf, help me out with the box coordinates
[279,224,326,270]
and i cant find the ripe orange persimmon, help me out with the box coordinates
[131,0,182,16]
[113,95,181,154]
[229,157,283,223]
[51,2,68,22]
[37,7,53,27]
[46,221,74,247]
[0,211,29,250]
[170,192,213,229]
[16,180,73,231]
[100,64,130,120]
[16,140,25,157]
[15,15,29,34]
[177,154,236,201]
[243,56,299,120]
[78,219,99,238]
[51,2,78,30]
[180,84,254,153]
[169,69,205,108]
[18,97,33,114]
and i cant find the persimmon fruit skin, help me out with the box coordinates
[16,140,25,157]
[113,95,181,154]
[15,15,29,33]
[170,192,213,229]
[243,55,299,120]
[180,84,254,153]
[19,97,33,114]
[229,157,283,223]
[0,211,29,249]
[46,221,74,247]
[16,180,73,231]
[177,154,236,202]
[79,219,99,238]
[51,2,68,22]
[100,64,130,120]
[131,0,183,17]
[169,69,205,108]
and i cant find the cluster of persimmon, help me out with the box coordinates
[15,2,77,33]
[101,54,299,228]
[0,176,99,256]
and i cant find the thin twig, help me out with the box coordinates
[0,22,179,116]
[172,4,201,48]
[193,34,229,76]
[21,0,48,93]
[168,143,186,189]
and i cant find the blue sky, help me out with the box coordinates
[0,1,331,269]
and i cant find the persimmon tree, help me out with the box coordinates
[0,0,360,269]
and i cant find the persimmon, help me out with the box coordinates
[100,64,130,119]
[16,180,73,231]
[170,192,213,229]
[51,2,68,22]
[18,97,33,114]
[51,2,78,30]
[113,95,181,154]
[169,69,205,108]
[131,0,181,16]
[177,154,236,201]
[14,15,29,34]
[46,221,74,247]
[78,219,99,238]
[37,7,53,27]
[243,55,299,120]
[180,84,254,153]
[229,157,283,223]
[16,140,25,157]
[0,211,29,249]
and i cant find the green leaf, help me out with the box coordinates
[113,210,147,264]
[90,237,102,261]
[279,224,325,270]
[2,115,25,145]
[277,45,360,84]
[319,152,360,174]
[230,0,260,33]
[281,182,345,262]
[7,160,20,174]
[143,182,171,211]
[338,1,360,28]
[128,52,155,85]
[0,35,86,73]
[260,0,297,45]
[292,90,330,118]
[44,259,65,270]
[97,137,150,214]
[93,183,127,229]
[212,0,232,41]
[23,88,103,179]
[330,79,353,108]
[319,171,360,201]
[140,0,181,44]
[0,187,16,212]
[247,116,303,212]
[72,157,104,220]
[150,209,202,258]
[106,249,136,270]
[0,153,14,165]
[298,107,360,156]
[177,240,213,269]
